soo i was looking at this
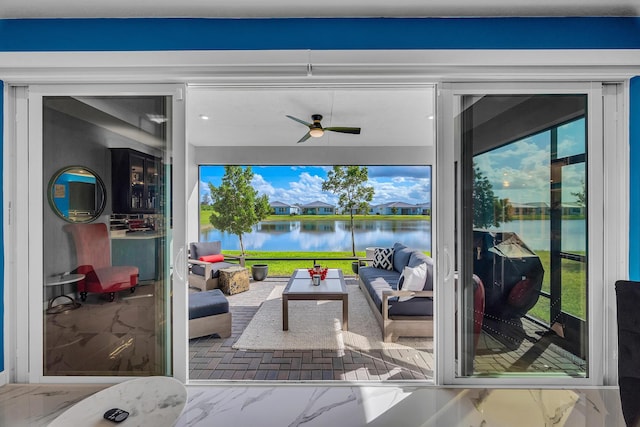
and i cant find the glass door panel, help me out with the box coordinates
[456,93,589,378]
[41,94,174,377]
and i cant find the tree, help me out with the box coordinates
[391,206,398,215]
[493,197,514,225]
[322,166,374,256]
[208,166,270,255]
[473,164,513,228]
[571,178,586,207]
[473,164,497,229]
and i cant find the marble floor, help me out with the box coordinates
[0,382,626,426]
[45,282,166,376]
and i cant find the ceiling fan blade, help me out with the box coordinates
[286,115,312,127]
[325,127,361,135]
[297,132,312,143]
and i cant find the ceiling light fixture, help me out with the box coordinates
[199,114,209,120]
[309,127,324,138]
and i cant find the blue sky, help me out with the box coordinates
[200,165,431,206]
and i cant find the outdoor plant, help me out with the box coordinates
[322,165,374,256]
[208,165,271,256]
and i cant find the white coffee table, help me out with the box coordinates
[49,376,187,427]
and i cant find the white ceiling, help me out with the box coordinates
[1,0,639,18]
[187,87,435,147]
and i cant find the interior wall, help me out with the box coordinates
[43,107,111,281]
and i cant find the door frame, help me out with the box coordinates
[437,81,622,386]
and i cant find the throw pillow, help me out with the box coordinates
[199,254,225,263]
[373,247,394,270]
[398,263,427,302]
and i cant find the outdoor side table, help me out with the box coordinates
[45,273,84,314]
[219,266,250,295]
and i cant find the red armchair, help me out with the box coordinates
[65,223,138,302]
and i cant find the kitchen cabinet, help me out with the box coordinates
[111,148,159,214]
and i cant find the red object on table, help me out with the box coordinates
[307,267,328,280]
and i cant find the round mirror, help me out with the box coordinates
[48,166,107,223]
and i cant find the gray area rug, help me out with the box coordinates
[233,284,433,351]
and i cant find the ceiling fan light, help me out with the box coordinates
[309,128,324,138]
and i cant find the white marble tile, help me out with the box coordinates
[49,377,187,427]
[0,383,627,427]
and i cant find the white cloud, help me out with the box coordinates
[251,173,276,196]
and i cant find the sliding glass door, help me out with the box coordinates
[24,85,186,382]
[438,83,605,385]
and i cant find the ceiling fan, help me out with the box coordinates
[286,114,361,143]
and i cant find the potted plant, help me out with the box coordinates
[251,264,268,281]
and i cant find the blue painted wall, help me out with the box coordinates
[0,18,640,51]
[0,17,638,377]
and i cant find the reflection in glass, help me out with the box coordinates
[48,166,106,223]
[43,95,172,378]
[459,94,588,378]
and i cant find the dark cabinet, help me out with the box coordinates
[111,149,160,214]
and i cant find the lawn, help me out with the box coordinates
[222,250,367,276]
[528,250,587,322]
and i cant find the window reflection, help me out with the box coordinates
[459,95,588,378]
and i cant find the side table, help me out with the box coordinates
[219,266,250,295]
[45,273,85,314]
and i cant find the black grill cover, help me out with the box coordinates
[473,230,544,321]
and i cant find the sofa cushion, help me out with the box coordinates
[392,242,413,273]
[373,247,394,270]
[398,263,428,301]
[191,261,236,279]
[409,252,434,291]
[188,289,229,320]
[388,296,434,317]
[190,241,221,260]
[358,266,401,310]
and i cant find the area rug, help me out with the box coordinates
[232,284,433,351]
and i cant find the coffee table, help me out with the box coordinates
[282,268,348,331]
[48,376,187,426]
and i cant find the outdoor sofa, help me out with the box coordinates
[358,242,434,342]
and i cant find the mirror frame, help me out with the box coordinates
[47,165,107,223]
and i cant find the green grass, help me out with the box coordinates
[222,250,367,276]
[527,250,587,322]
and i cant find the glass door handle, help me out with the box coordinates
[174,246,186,281]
